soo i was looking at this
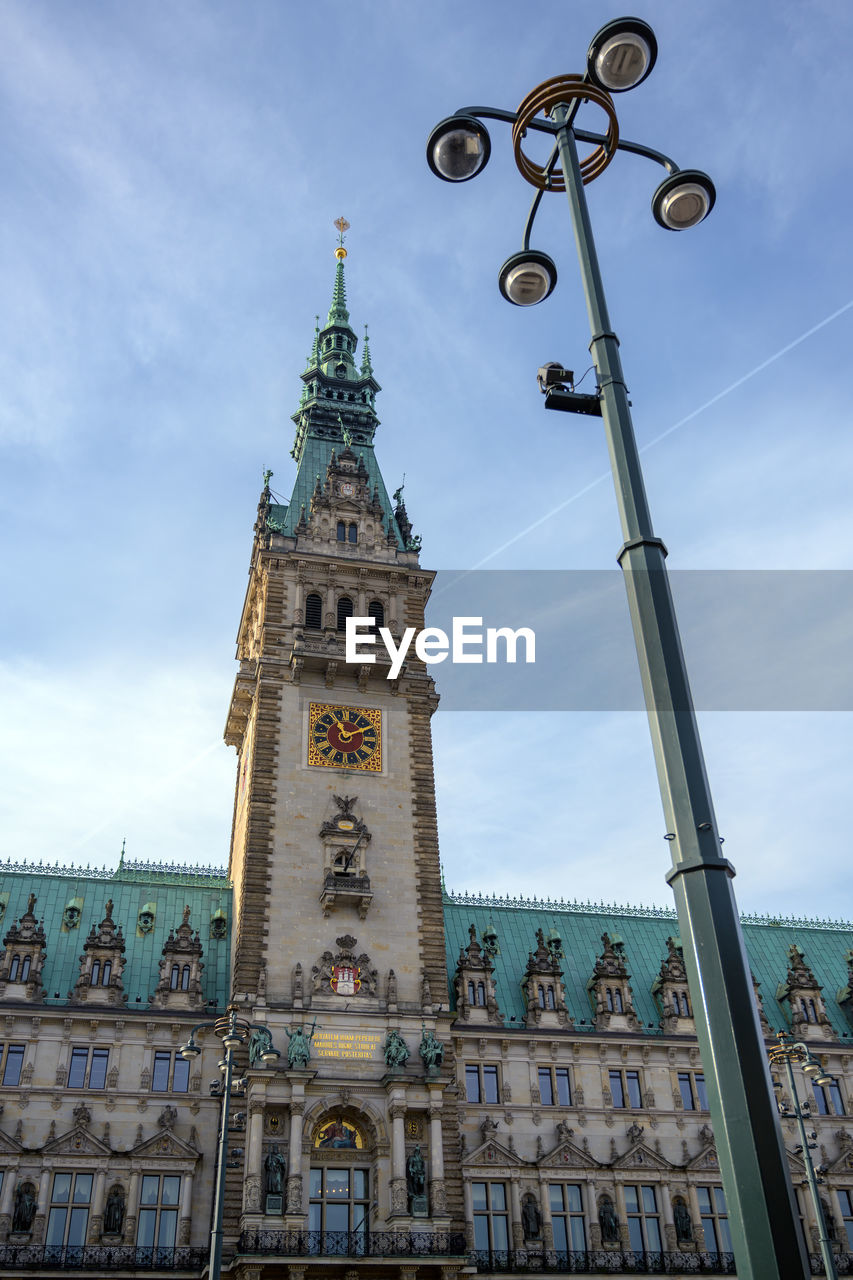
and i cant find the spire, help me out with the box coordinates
[327,216,351,326]
[360,324,373,377]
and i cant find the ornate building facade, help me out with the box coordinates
[2,251,853,1278]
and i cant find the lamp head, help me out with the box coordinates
[652,170,716,230]
[587,18,657,92]
[179,1039,200,1061]
[426,115,491,183]
[261,1048,282,1065]
[498,250,558,306]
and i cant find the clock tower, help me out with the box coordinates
[223,233,464,1252]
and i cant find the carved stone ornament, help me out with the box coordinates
[311,935,377,997]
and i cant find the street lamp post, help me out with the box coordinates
[180,1009,281,1280]
[770,1032,840,1279]
[427,18,807,1280]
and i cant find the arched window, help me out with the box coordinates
[613,988,624,1013]
[538,984,546,1009]
[90,960,100,986]
[348,523,357,544]
[680,992,691,1017]
[8,955,19,981]
[337,597,354,632]
[305,593,323,629]
[337,521,346,542]
[102,961,111,986]
[20,955,31,982]
[606,987,613,1012]
[546,985,556,1010]
[476,982,486,1006]
[368,600,385,628]
[809,999,818,1023]
[468,981,475,1005]
[181,966,191,991]
[170,964,180,990]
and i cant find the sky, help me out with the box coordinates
[1,0,852,922]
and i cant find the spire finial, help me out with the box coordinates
[334,216,350,260]
[360,323,373,377]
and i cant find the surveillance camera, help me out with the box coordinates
[537,363,574,394]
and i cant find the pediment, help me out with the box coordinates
[540,1140,598,1169]
[0,1129,23,1154]
[613,1142,672,1171]
[828,1147,853,1175]
[784,1147,807,1174]
[43,1127,111,1157]
[130,1129,200,1160]
[685,1143,720,1172]
[463,1138,520,1168]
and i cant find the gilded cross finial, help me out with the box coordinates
[334,216,350,260]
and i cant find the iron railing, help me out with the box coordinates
[0,1243,208,1271]
[238,1229,467,1258]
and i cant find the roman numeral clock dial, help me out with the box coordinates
[308,703,382,772]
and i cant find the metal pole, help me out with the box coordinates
[783,1053,838,1279]
[550,102,808,1280]
[209,1025,234,1280]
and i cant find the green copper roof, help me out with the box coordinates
[444,891,853,1036]
[327,260,350,327]
[0,861,231,1009]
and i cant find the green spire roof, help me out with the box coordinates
[326,260,350,327]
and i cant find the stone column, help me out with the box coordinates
[123,1171,140,1245]
[87,1169,107,1243]
[428,1099,447,1215]
[585,1179,602,1250]
[0,1166,15,1235]
[613,1183,630,1250]
[659,1181,675,1252]
[178,1171,193,1245]
[539,1176,554,1250]
[463,1177,475,1250]
[32,1168,51,1243]
[389,1101,408,1217]
[244,1101,265,1214]
[285,1099,305,1218]
[686,1185,707,1251]
[509,1175,523,1250]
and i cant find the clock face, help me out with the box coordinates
[308,703,382,771]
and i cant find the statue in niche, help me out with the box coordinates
[522,1194,541,1240]
[419,1024,443,1072]
[598,1196,620,1244]
[264,1145,286,1196]
[103,1185,125,1235]
[673,1197,693,1242]
[284,1020,316,1068]
[12,1182,37,1233]
[384,1029,409,1069]
[406,1145,426,1197]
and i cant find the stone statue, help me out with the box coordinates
[419,1023,443,1072]
[522,1194,541,1240]
[406,1145,426,1198]
[264,1145,286,1196]
[284,1020,316,1068]
[673,1197,693,1242]
[598,1195,620,1244]
[12,1182,36,1233]
[384,1029,409,1069]
[248,1026,274,1067]
[103,1185,125,1235]
[62,904,81,930]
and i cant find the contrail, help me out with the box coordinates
[467,298,853,570]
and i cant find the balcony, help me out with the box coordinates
[0,1243,208,1272]
[471,1251,736,1275]
[238,1229,467,1259]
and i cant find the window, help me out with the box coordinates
[1,1044,25,1087]
[605,986,624,1013]
[90,959,112,987]
[9,954,31,981]
[368,600,385,628]
[337,521,346,542]
[800,998,819,1023]
[67,1047,109,1090]
[467,981,485,1006]
[678,1071,709,1111]
[697,1186,733,1255]
[137,1175,181,1260]
[472,1181,509,1257]
[537,983,556,1009]
[305,593,323,629]
[46,1172,92,1260]
[624,1184,662,1254]
[812,1080,845,1116]
[550,1184,586,1254]
[609,1069,642,1109]
[347,523,357,544]
[466,1063,499,1104]
[838,1190,853,1250]
[336,596,354,631]
[538,1067,571,1107]
[309,1167,369,1247]
[151,1051,190,1093]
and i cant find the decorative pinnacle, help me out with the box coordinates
[360,323,373,377]
[334,216,350,261]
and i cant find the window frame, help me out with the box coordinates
[549,1183,586,1254]
[609,1068,642,1109]
[465,1063,500,1104]
[812,1080,845,1116]
[151,1050,190,1094]
[472,1180,510,1257]
[697,1185,733,1256]
[67,1046,109,1090]
[538,1066,572,1107]
[0,1043,25,1087]
[624,1183,662,1255]
[45,1171,93,1258]
[677,1070,709,1112]
[136,1174,182,1260]
[308,1166,370,1245]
